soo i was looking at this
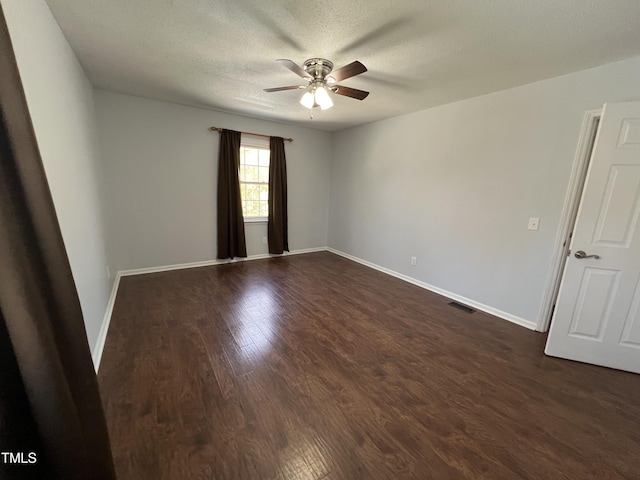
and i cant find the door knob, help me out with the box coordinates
[575,250,600,259]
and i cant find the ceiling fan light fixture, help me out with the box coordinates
[315,86,333,110]
[300,91,315,109]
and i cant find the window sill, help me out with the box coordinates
[244,217,268,224]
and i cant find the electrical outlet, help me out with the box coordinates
[411,256,417,266]
[528,217,540,231]
[262,236,268,244]
[106,266,111,279]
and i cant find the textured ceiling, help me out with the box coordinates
[46,0,640,131]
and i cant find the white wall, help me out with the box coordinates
[2,0,112,351]
[329,56,640,328]
[94,91,332,271]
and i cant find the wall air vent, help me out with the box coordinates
[448,301,476,313]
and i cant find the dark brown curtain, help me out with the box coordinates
[0,7,116,480]
[217,129,247,259]
[268,136,289,254]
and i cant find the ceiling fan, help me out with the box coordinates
[264,58,369,111]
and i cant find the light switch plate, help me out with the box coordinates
[528,217,540,231]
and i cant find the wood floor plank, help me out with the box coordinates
[98,252,640,479]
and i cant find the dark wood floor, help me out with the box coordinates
[98,252,640,479]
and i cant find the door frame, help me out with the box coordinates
[537,108,602,332]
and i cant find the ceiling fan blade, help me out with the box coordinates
[328,61,367,82]
[264,85,305,92]
[332,85,370,101]
[276,59,312,79]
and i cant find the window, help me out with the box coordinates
[239,139,269,220]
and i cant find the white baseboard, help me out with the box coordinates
[91,247,328,372]
[327,248,537,331]
[118,247,328,277]
[284,247,329,256]
[92,272,121,372]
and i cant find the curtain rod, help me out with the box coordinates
[209,126,293,142]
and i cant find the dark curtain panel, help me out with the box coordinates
[0,6,116,480]
[217,129,247,259]
[268,136,289,254]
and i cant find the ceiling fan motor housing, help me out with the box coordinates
[303,58,334,80]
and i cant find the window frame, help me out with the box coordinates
[238,135,270,223]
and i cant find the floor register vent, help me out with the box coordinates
[448,301,476,313]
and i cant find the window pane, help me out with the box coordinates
[247,183,260,200]
[244,147,259,166]
[251,201,262,217]
[239,165,246,181]
[259,184,268,201]
[259,166,269,183]
[239,183,268,216]
[241,148,251,168]
[259,201,269,217]
[244,166,259,182]
[259,148,270,167]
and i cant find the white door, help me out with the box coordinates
[545,101,640,374]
